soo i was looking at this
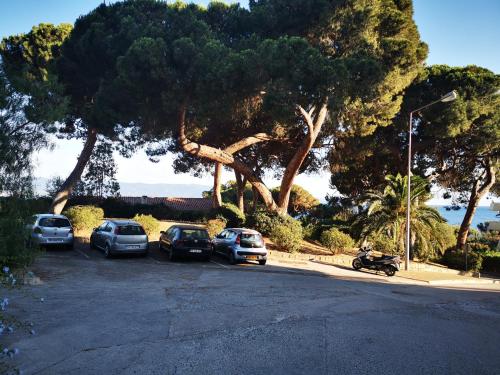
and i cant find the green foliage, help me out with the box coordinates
[271,185,320,216]
[442,249,483,273]
[206,217,227,238]
[482,252,500,273]
[76,140,120,198]
[366,232,398,255]
[63,205,104,233]
[0,199,41,269]
[214,203,245,228]
[320,228,355,254]
[354,174,445,256]
[270,219,303,253]
[132,214,159,237]
[247,210,277,236]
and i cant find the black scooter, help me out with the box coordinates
[352,246,401,276]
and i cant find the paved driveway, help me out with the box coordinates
[3,243,500,375]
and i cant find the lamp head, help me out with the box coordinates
[440,90,458,103]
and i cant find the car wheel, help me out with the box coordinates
[66,243,74,251]
[229,251,237,265]
[352,258,363,270]
[104,244,112,259]
[169,248,176,262]
[90,239,96,250]
[259,260,266,266]
[384,265,396,277]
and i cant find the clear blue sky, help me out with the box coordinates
[1,0,498,72]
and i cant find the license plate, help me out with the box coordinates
[246,255,258,260]
[189,249,202,253]
[48,238,63,242]
[128,245,140,249]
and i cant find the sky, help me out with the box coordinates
[1,0,499,204]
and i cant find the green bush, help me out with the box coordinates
[441,249,483,272]
[320,227,355,254]
[206,216,227,238]
[214,203,245,228]
[366,232,398,255]
[467,242,491,253]
[0,199,41,269]
[133,214,159,237]
[270,219,303,253]
[63,205,104,233]
[247,210,276,236]
[482,252,500,273]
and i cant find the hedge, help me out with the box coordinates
[63,205,104,233]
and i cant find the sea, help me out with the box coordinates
[433,206,499,229]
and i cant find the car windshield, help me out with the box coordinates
[117,225,145,235]
[241,233,263,244]
[181,229,209,240]
[39,218,71,228]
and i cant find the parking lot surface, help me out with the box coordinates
[4,243,500,374]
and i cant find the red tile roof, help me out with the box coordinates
[119,196,212,212]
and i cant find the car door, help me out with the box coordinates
[224,230,237,257]
[94,222,108,248]
[165,227,178,249]
[160,227,175,249]
[213,230,228,252]
[102,222,114,247]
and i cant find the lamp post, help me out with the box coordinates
[405,90,458,271]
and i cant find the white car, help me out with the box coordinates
[27,214,74,249]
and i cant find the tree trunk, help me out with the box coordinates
[178,104,279,212]
[212,162,222,208]
[252,186,259,211]
[277,103,328,215]
[234,171,246,214]
[456,163,496,249]
[50,128,98,214]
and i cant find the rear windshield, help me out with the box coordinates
[117,225,145,235]
[39,218,71,228]
[180,229,209,240]
[241,233,263,244]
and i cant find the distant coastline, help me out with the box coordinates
[432,205,499,229]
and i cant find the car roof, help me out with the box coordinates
[36,214,69,219]
[171,225,207,231]
[226,228,261,234]
[108,219,140,225]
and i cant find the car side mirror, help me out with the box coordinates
[93,227,99,232]
[160,231,165,234]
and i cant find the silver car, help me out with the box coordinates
[90,220,148,258]
[27,214,74,248]
[212,228,267,265]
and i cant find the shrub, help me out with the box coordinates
[482,252,500,273]
[366,232,398,255]
[441,249,483,272]
[206,216,227,238]
[214,203,245,228]
[247,210,276,236]
[63,205,104,233]
[270,219,303,253]
[320,227,355,254]
[467,242,491,253]
[133,214,159,237]
[0,199,41,269]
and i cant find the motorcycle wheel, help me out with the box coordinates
[384,266,396,277]
[352,258,362,270]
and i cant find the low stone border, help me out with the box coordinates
[268,250,477,276]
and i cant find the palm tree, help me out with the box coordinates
[355,174,445,258]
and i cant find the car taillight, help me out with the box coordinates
[69,228,74,234]
[235,235,241,245]
[114,227,119,234]
[174,239,184,246]
[34,227,42,234]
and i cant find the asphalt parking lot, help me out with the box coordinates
[3,242,500,375]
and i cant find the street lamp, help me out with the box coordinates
[405,90,458,271]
